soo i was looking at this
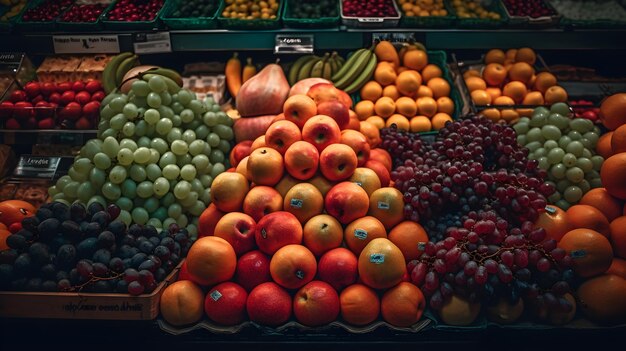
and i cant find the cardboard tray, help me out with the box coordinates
[0,261,182,320]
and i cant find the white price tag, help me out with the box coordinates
[133,32,172,54]
[274,34,314,54]
[52,35,120,54]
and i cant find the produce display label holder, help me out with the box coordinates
[133,32,172,54]
[274,34,314,54]
[371,32,418,45]
[52,35,120,54]
[12,154,61,180]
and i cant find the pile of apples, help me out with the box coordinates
[159,82,429,328]
[0,80,104,130]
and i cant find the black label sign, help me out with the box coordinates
[133,32,172,54]
[275,34,314,54]
[13,155,61,179]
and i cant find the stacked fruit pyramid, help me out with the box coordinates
[160,77,431,328]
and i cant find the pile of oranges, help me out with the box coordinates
[464,47,568,123]
[354,41,455,133]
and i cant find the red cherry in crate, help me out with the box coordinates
[38,118,56,130]
[13,101,34,120]
[72,82,86,92]
[60,91,76,105]
[85,80,102,94]
[75,117,92,130]
[40,82,56,96]
[57,82,72,93]
[60,102,82,121]
[83,101,101,119]
[49,92,61,104]
[35,101,54,119]
[8,90,26,103]
[0,101,13,119]
[4,118,20,129]
[24,82,40,97]
[91,91,105,102]
[75,91,91,105]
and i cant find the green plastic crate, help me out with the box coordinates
[102,0,166,31]
[56,1,115,32]
[446,0,508,28]
[217,0,283,30]
[397,0,456,28]
[161,0,219,30]
[282,0,339,28]
[15,0,75,32]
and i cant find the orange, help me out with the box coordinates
[517,108,534,117]
[515,47,537,65]
[186,236,237,286]
[368,187,405,230]
[485,48,506,64]
[427,77,450,99]
[382,85,400,100]
[388,221,429,261]
[596,132,614,159]
[505,48,517,61]
[386,114,410,131]
[436,96,455,115]
[607,257,626,279]
[270,244,317,289]
[366,116,385,129]
[481,108,501,122]
[395,70,423,96]
[483,63,507,86]
[500,109,520,123]
[160,280,205,326]
[439,294,481,326]
[358,238,406,290]
[601,153,626,200]
[374,61,397,86]
[566,204,611,238]
[360,121,382,148]
[493,96,515,106]
[340,284,380,326]
[395,96,418,117]
[403,49,428,71]
[471,90,491,105]
[502,81,528,103]
[544,86,568,104]
[600,93,626,130]
[381,282,426,327]
[344,216,387,256]
[360,81,383,101]
[283,183,324,224]
[610,216,626,259]
[580,188,623,222]
[485,87,502,101]
[508,62,534,84]
[355,100,375,121]
[522,91,545,105]
[463,69,481,79]
[410,116,432,132]
[416,85,433,98]
[431,113,453,130]
[533,205,572,243]
[465,76,487,92]
[533,72,558,94]
[0,229,10,250]
[577,274,626,324]
[559,228,613,278]
[374,96,396,118]
[611,124,626,154]
[416,96,438,117]
[303,214,344,257]
[421,64,442,82]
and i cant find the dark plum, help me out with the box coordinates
[77,237,98,258]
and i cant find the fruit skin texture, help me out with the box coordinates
[368,187,404,230]
[234,250,272,292]
[358,238,407,290]
[609,216,626,259]
[237,64,290,118]
[344,216,387,256]
[270,244,317,290]
[558,228,613,278]
[254,211,303,255]
[577,274,626,325]
[387,221,429,262]
[317,247,358,291]
[438,294,481,326]
[160,280,205,327]
[533,205,571,243]
[565,204,611,238]
[301,115,342,153]
[600,93,626,131]
[293,281,341,327]
[210,172,249,213]
[283,94,318,129]
[204,282,248,326]
[339,284,380,326]
[0,200,36,227]
[246,282,292,326]
[302,214,343,257]
[579,188,624,223]
[284,141,319,181]
[213,212,256,256]
[601,153,626,200]
[186,236,237,286]
[381,282,426,327]
[246,147,284,187]
[324,181,370,225]
[233,115,275,143]
[319,143,358,182]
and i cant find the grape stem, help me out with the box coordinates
[63,272,125,293]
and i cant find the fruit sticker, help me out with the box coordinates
[290,198,304,209]
[571,250,587,259]
[354,229,368,240]
[377,201,390,210]
[369,253,385,264]
[210,290,223,302]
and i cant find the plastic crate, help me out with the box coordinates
[341,0,401,28]
[102,0,166,31]
[15,0,75,32]
[501,0,561,27]
[397,0,455,28]
[446,0,508,28]
[161,0,219,30]
[56,1,115,32]
[217,0,283,30]
[548,0,626,29]
[282,0,340,28]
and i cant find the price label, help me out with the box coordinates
[0,52,24,65]
[372,32,417,45]
[13,155,61,180]
[53,35,120,54]
[133,32,172,54]
[274,34,314,54]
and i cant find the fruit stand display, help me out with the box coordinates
[0,1,625,348]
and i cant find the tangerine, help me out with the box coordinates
[558,228,613,278]
[601,153,626,200]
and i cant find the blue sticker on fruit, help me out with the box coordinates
[377,201,390,210]
[290,198,303,209]
[370,253,385,264]
[571,250,586,259]
[418,242,426,251]
[545,206,557,214]
[354,229,368,240]
[210,290,222,301]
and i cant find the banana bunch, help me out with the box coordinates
[288,51,345,86]
[331,47,377,94]
[102,52,141,94]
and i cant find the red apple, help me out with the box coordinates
[0,101,13,119]
[234,250,272,292]
[38,118,55,129]
[57,82,72,93]
[317,247,358,291]
[213,212,256,256]
[301,115,342,153]
[91,91,105,102]
[246,282,292,326]
[31,94,44,104]
[293,281,340,327]
[204,282,248,326]
[48,92,61,104]
[60,102,82,121]
[75,117,91,130]
[60,91,76,105]
[24,82,40,97]
[229,140,253,168]
[8,90,26,102]
[4,118,20,129]
[72,81,85,92]
[40,82,56,96]
[75,91,91,105]
[35,101,54,119]
[85,80,102,94]
[316,100,350,130]
[82,101,100,119]
[13,101,34,120]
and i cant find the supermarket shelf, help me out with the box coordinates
[1,28,626,54]
[0,129,98,134]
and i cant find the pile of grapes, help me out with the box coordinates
[381,115,575,318]
[513,103,604,210]
[48,73,234,235]
[0,201,191,295]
